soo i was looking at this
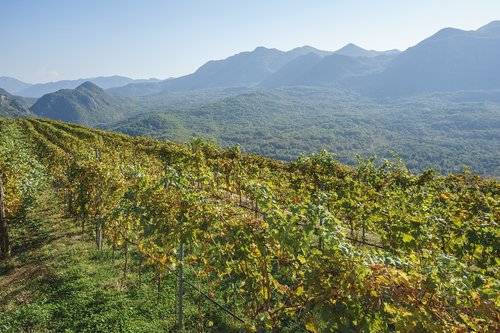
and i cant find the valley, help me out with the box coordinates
[1,15,499,332]
[1,21,499,177]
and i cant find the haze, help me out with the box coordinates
[1,0,499,83]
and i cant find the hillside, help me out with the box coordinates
[4,29,498,176]
[0,88,31,117]
[353,21,500,96]
[3,22,499,174]
[0,117,498,332]
[29,82,140,125]
[105,87,500,177]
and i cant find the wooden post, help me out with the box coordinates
[178,201,186,331]
[95,147,102,251]
[123,242,128,279]
[178,223,184,331]
[0,174,10,260]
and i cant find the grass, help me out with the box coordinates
[0,190,246,332]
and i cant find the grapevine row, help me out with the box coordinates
[4,117,498,332]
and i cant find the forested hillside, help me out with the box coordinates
[29,82,140,126]
[0,89,30,118]
[4,21,497,179]
[1,117,498,332]
[105,88,500,177]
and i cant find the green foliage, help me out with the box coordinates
[105,87,500,177]
[1,116,499,332]
[0,89,30,119]
[0,119,47,221]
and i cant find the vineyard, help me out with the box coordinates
[0,116,499,332]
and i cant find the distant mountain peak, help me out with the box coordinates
[334,43,399,58]
[14,76,149,98]
[477,20,500,31]
[0,76,32,95]
[431,27,467,40]
[30,82,133,125]
[476,20,500,37]
[76,81,103,92]
[251,46,279,54]
[290,45,322,53]
[342,43,362,49]
[287,45,332,57]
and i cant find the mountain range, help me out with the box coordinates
[1,20,499,176]
[4,21,499,99]
[352,20,500,95]
[0,76,160,98]
[107,20,500,96]
[108,44,400,96]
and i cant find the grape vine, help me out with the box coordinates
[1,117,498,332]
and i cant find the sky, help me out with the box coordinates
[1,0,499,83]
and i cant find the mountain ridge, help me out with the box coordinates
[0,77,32,95]
[29,81,139,125]
[334,43,400,57]
[351,20,500,96]
[0,88,31,117]
[3,20,500,100]
[11,76,160,98]
[109,20,500,96]
[108,44,399,96]
[112,46,338,95]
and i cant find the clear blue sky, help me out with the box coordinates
[1,0,499,83]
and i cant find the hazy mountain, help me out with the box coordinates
[299,55,384,85]
[158,47,286,91]
[105,80,167,97]
[476,20,500,37]
[110,46,332,96]
[287,45,333,57]
[334,43,400,58]
[6,20,500,101]
[263,53,395,87]
[108,44,402,96]
[0,88,31,117]
[17,76,159,98]
[15,20,499,176]
[353,21,500,96]
[260,53,324,87]
[113,21,500,97]
[30,82,138,125]
[0,77,32,95]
